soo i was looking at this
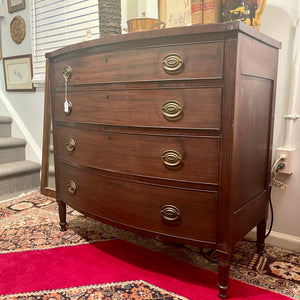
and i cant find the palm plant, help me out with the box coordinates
[98,0,121,36]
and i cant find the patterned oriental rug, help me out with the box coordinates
[0,191,299,300]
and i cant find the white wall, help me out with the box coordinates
[0,0,299,250]
[250,0,300,250]
[0,1,43,163]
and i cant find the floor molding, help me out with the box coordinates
[245,229,300,251]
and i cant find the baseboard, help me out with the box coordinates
[245,229,300,251]
[0,188,40,202]
[0,90,42,163]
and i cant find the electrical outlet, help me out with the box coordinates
[276,147,295,174]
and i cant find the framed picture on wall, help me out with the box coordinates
[3,54,36,92]
[159,0,191,28]
[7,0,26,13]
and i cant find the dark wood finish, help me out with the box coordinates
[48,21,280,299]
[57,199,67,231]
[54,88,222,129]
[59,162,218,243]
[257,218,267,255]
[217,251,231,299]
[51,42,224,84]
[55,124,220,184]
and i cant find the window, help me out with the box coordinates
[30,0,100,85]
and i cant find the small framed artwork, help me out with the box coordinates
[159,0,191,28]
[7,0,26,13]
[3,54,36,92]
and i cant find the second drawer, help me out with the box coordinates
[54,88,221,130]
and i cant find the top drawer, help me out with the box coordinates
[52,42,224,85]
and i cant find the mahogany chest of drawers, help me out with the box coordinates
[47,21,280,298]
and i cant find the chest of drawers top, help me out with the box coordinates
[47,21,280,85]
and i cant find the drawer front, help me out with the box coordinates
[52,42,223,85]
[58,163,217,243]
[56,125,220,184]
[54,88,221,130]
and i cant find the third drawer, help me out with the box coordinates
[56,124,220,184]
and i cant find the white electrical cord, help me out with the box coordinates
[266,155,287,238]
[270,155,288,189]
[270,155,285,174]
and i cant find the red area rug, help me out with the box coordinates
[0,239,291,299]
[0,191,298,299]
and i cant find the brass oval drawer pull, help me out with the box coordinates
[62,65,72,80]
[161,150,182,167]
[64,100,72,115]
[161,100,183,118]
[160,205,181,223]
[66,138,76,152]
[162,53,184,73]
[67,181,77,194]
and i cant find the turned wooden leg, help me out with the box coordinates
[57,200,68,231]
[256,219,266,255]
[217,251,230,299]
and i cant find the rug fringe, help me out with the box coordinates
[0,280,189,300]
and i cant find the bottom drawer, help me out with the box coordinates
[57,163,217,243]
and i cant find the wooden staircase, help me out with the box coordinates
[0,116,41,200]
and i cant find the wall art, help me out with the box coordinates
[3,54,35,91]
[7,0,26,13]
[10,15,26,44]
[159,0,191,28]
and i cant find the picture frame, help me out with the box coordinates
[3,54,36,92]
[159,0,191,28]
[7,0,25,13]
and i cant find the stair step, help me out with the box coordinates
[0,116,12,138]
[0,160,41,197]
[0,137,26,164]
[0,116,12,124]
[0,160,40,177]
